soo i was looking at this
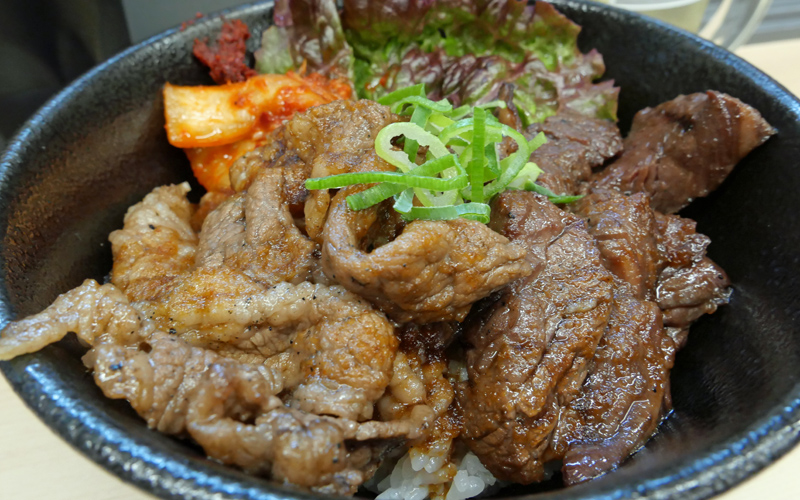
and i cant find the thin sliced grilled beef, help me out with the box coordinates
[572,189,661,301]
[574,188,730,347]
[525,110,622,195]
[549,286,674,484]
[458,191,614,483]
[226,99,399,241]
[196,167,318,285]
[109,183,198,302]
[591,91,775,213]
[655,213,731,345]
[321,188,532,324]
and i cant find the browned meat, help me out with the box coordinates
[282,99,394,166]
[193,19,257,84]
[458,191,614,483]
[655,213,731,341]
[227,99,398,242]
[376,321,463,484]
[196,167,318,286]
[546,190,726,484]
[550,288,675,484]
[378,322,459,445]
[286,99,398,240]
[574,188,730,345]
[86,334,391,494]
[2,271,428,494]
[526,110,622,195]
[192,190,231,232]
[228,128,300,195]
[572,189,661,300]
[659,257,730,330]
[321,188,532,324]
[134,270,398,418]
[591,91,775,213]
[460,190,685,485]
[0,279,142,360]
[109,183,198,302]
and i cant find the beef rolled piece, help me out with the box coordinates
[458,191,615,483]
[550,287,674,485]
[526,110,623,195]
[321,187,532,324]
[591,91,775,213]
[542,187,732,483]
[556,190,679,484]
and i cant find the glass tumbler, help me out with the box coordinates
[595,0,773,49]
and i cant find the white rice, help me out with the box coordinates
[370,356,495,500]
[374,442,497,500]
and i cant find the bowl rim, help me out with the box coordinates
[1,1,800,499]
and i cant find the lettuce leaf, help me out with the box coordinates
[254,26,294,74]
[343,0,617,123]
[259,0,618,124]
[255,0,353,83]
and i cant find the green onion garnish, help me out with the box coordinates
[393,188,415,214]
[345,155,460,211]
[468,107,487,204]
[304,170,467,191]
[390,96,453,115]
[524,181,585,204]
[400,203,491,223]
[305,84,580,223]
[377,84,426,106]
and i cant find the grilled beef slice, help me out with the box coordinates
[458,191,614,483]
[526,110,623,195]
[590,91,775,213]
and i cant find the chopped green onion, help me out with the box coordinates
[390,96,453,115]
[393,188,415,213]
[306,84,559,224]
[528,131,547,152]
[399,203,491,223]
[375,122,451,171]
[507,162,543,190]
[477,100,508,110]
[468,107,487,203]
[482,130,545,198]
[449,105,471,120]
[524,181,585,204]
[305,171,467,191]
[426,114,456,134]
[345,155,460,210]
[484,143,500,178]
[377,84,425,106]
[404,105,433,160]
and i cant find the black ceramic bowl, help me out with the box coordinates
[1,1,799,499]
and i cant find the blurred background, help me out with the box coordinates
[0,0,798,151]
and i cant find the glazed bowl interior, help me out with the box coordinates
[1,1,799,499]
